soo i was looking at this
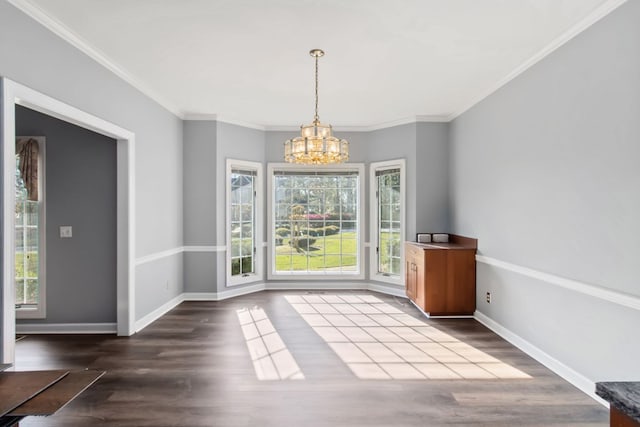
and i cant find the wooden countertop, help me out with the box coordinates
[407,234,477,251]
[407,242,476,250]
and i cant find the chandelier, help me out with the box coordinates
[284,49,349,164]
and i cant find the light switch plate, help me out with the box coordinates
[59,226,72,238]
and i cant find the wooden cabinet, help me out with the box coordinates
[404,234,477,317]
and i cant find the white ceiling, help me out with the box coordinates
[12,0,625,128]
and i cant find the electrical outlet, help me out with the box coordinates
[486,292,491,303]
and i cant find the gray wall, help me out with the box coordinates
[449,0,640,382]
[183,121,217,246]
[16,105,117,323]
[183,121,217,293]
[0,1,184,327]
[214,123,266,292]
[182,121,268,294]
[183,124,449,291]
[416,122,450,234]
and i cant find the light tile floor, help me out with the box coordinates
[237,306,305,380]
[285,294,531,380]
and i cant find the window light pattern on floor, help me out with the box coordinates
[237,307,304,380]
[285,294,531,380]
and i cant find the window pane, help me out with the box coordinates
[341,221,356,232]
[25,279,38,304]
[25,252,39,277]
[231,239,241,257]
[273,170,360,275]
[380,205,391,221]
[376,168,402,276]
[320,255,340,271]
[240,206,252,222]
[15,279,25,304]
[391,256,401,275]
[230,167,256,278]
[15,153,41,308]
[391,188,401,204]
[240,256,253,274]
[391,206,401,222]
[230,205,240,221]
[241,238,253,256]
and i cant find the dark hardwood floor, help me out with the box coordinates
[14,291,608,426]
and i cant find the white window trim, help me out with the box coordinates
[16,136,46,319]
[267,162,365,281]
[226,159,263,287]
[369,159,406,285]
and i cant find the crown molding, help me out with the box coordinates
[182,113,219,121]
[264,125,302,132]
[8,0,183,118]
[362,115,450,131]
[415,115,450,123]
[266,115,450,133]
[183,113,268,131]
[12,0,627,128]
[447,0,628,121]
[211,115,267,131]
[184,115,450,133]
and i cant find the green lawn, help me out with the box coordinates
[275,231,358,271]
[15,251,38,304]
[15,251,38,278]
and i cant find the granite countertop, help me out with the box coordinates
[596,381,640,422]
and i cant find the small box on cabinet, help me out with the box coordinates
[416,233,431,243]
[432,233,449,243]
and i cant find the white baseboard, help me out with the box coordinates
[473,310,608,407]
[367,282,406,297]
[16,323,117,334]
[183,282,406,301]
[266,281,369,290]
[22,284,407,336]
[134,294,185,332]
[217,283,267,300]
[182,292,219,301]
[183,283,267,301]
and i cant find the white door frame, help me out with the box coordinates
[1,78,136,364]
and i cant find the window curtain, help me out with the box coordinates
[16,138,39,201]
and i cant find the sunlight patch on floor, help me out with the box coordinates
[237,307,304,381]
[285,294,531,380]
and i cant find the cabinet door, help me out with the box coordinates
[424,249,447,314]
[414,249,426,311]
[405,249,417,301]
[444,250,476,314]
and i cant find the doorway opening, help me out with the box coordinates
[1,78,135,364]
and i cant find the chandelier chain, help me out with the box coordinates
[314,53,319,122]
